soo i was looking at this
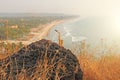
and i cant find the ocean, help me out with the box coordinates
[47,16,120,50]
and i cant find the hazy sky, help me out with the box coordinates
[0,0,120,17]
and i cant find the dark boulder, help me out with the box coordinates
[0,39,83,80]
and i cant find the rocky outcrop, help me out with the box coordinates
[0,39,83,80]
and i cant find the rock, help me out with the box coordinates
[0,39,83,80]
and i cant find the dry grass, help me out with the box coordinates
[0,40,81,80]
[0,40,120,80]
[0,47,65,80]
[78,42,120,80]
[0,42,23,59]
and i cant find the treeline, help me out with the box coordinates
[0,15,73,40]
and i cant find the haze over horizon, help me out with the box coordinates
[0,0,120,17]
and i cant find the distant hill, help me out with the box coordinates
[0,13,78,18]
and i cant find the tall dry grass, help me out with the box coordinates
[78,53,120,80]
[0,40,120,80]
[77,41,120,80]
[0,43,64,80]
[0,42,23,59]
[0,41,81,80]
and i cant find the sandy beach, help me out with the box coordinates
[25,20,63,44]
[7,20,64,45]
[0,20,63,58]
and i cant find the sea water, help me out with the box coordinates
[47,16,120,51]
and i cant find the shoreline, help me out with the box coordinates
[26,20,64,44]
[6,20,65,45]
[0,19,70,59]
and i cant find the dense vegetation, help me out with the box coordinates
[0,15,72,40]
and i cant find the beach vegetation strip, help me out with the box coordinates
[0,15,72,40]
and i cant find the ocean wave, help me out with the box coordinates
[71,36,87,42]
[63,27,71,37]
[63,26,87,42]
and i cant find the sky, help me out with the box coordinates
[0,0,120,17]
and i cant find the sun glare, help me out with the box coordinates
[114,14,120,23]
[114,15,120,33]
[108,14,120,39]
